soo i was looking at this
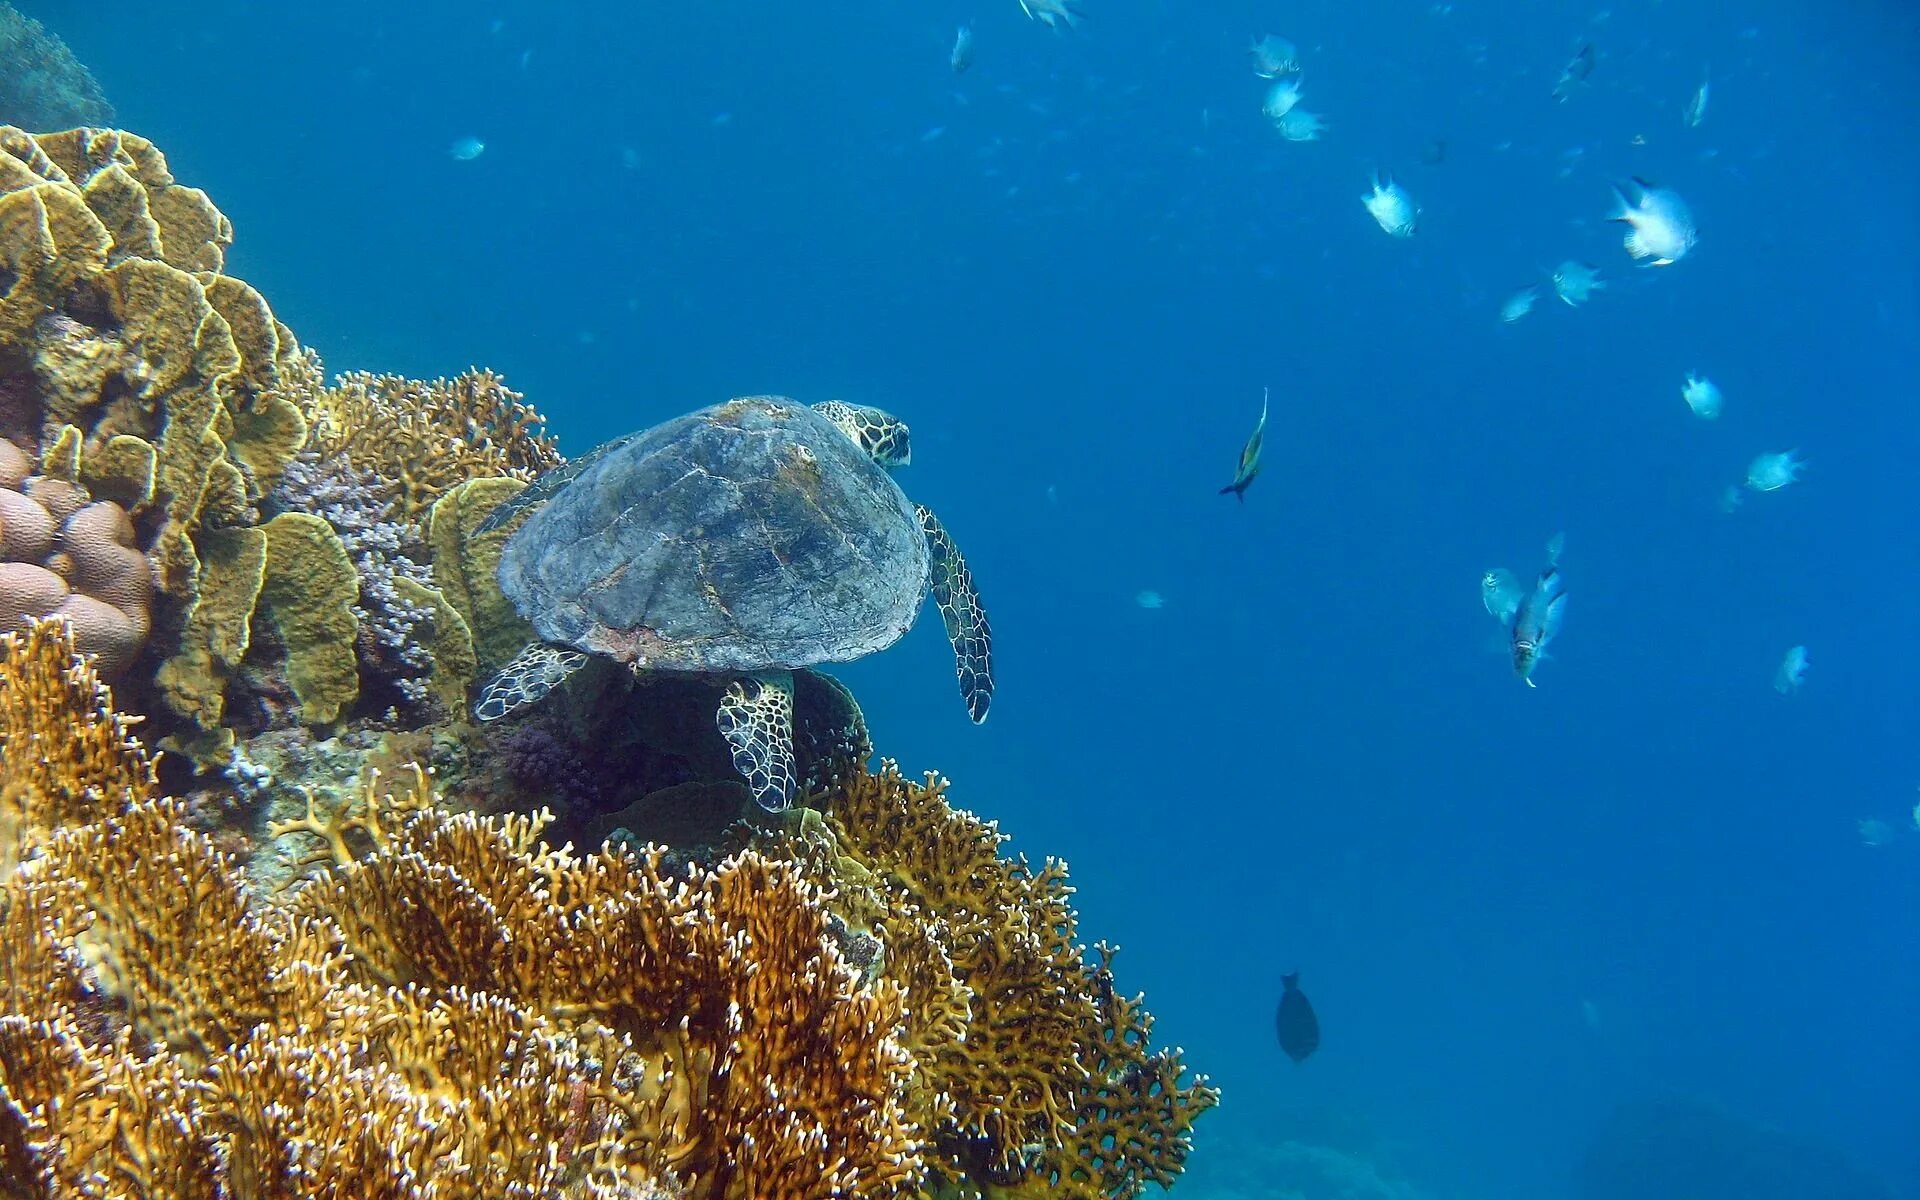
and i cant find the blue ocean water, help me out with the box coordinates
[56,0,1918,1196]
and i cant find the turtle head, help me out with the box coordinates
[811,400,911,467]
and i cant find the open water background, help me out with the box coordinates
[46,0,1920,1195]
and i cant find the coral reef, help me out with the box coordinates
[311,368,561,522]
[0,5,112,131]
[1,622,1216,1198]
[0,128,561,758]
[0,125,338,751]
[767,764,1220,1199]
[0,128,1216,1199]
[0,620,865,1197]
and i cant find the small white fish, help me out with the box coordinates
[1262,75,1306,121]
[1251,34,1300,78]
[1135,590,1166,610]
[1545,530,1566,565]
[449,136,486,161]
[1718,484,1744,514]
[1500,285,1541,323]
[1745,449,1805,492]
[1272,109,1326,142]
[1774,645,1809,693]
[1019,0,1082,30]
[1858,818,1893,847]
[1361,172,1417,238]
[1609,178,1697,266]
[1684,75,1710,127]
[1551,261,1605,306]
[1910,797,1919,833]
[951,24,974,73]
[1681,372,1722,419]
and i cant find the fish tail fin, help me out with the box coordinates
[1282,971,1299,987]
[1218,482,1240,499]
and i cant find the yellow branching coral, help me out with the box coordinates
[777,763,1219,1199]
[0,628,679,1197]
[311,368,562,521]
[277,766,924,1200]
[0,618,151,879]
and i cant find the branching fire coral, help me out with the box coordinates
[310,368,562,521]
[0,620,936,1200]
[774,763,1219,1199]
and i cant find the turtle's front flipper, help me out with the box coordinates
[473,643,589,722]
[916,505,994,723]
[716,670,798,811]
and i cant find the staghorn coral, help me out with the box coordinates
[311,368,562,522]
[272,450,452,714]
[0,4,112,131]
[772,763,1218,1199]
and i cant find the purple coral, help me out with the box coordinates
[272,453,437,708]
[497,724,601,814]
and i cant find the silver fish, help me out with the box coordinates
[1510,568,1567,686]
[1481,569,1523,625]
[1553,43,1594,103]
[951,24,974,74]
[1219,388,1268,502]
[1684,74,1709,127]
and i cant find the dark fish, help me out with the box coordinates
[1552,43,1594,103]
[1218,388,1268,503]
[1275,971,1320,1063]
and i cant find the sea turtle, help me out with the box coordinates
[472,395,993,811]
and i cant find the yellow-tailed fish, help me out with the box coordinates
[1219,388,1269,502]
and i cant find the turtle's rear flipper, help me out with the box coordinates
[473,643,590,722]
[916,505,994,723]
[717,670,798,811]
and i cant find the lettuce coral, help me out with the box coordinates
[0,126,365,750]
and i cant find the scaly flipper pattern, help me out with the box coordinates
[473,643,589,722]
[916,505,993,723]
[716,669,798,811]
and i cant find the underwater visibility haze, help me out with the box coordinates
[4,0,1919,1196]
